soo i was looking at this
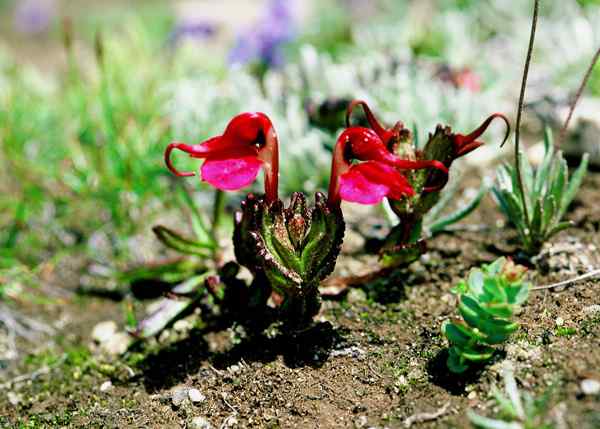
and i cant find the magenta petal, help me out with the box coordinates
[201,156,262,191]
[339,168,389,205]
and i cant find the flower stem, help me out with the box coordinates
[514,0,539,229]
[559,46,600,147]
[211,189,225,240]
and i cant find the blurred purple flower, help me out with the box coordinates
[229,0,297,69]
[13,0,57,35]
[170,20,218,45]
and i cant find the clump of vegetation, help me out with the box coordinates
[493,129,589,255]
[468,363,555,429]
[344,101,509,267]
[494,0,594,256]
[442,258,531,373]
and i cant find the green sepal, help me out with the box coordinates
[233,192,345,329]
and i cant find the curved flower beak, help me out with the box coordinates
[328,127,448,208]
[453,113,511,160]
[346,100,404,147]
[165,112,279,202]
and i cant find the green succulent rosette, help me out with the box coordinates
[234,191,345,329]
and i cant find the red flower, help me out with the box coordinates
[451,113,510,163]
[345,99,403,147]
[327,127,448,207]
[165,112,279,202]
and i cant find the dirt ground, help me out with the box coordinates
[1,171,600,428]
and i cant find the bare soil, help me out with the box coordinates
[1,172,600,428]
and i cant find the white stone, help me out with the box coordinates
[101,332,132,355]
[100,380,113,392]
[173,319,191,333]
[92,321,118,343]
[171,387,188,407]
[581,379,600,395]
[555,317,564,327]
[188,388,206,403]
[190,416,212,429]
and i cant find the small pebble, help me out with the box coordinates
[188,388,206,403]
[228,364,241,374]
[190,416,212,429]
[92,321,118,343]
[101,332,132,355]
[467,391,477,400]
[555,317,564,327]
[171,387,188,407]
[583,305,600,316]
[7,391,21,406]
[173,319,191,333]
[354,415,368,428]
[100,381,113,392]
[581,379,600,395]
[347,288,367,304]
[330,346,366,359]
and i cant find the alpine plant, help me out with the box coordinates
[165,107,452,330]
[344,100,510,267]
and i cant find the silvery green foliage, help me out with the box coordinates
[290,45,510,152]
[442,258,531,373]
[468,363,554,429]
[493,129,589,255]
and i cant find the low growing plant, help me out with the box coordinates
[139,109,445,334]
[493,129,588,255]
[468,363,554,429]
[343,100,509,267]
[494,0,594,257]
[442,257,531,373]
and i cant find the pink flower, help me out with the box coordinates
[165,112,279,202]
[327,126,448,208]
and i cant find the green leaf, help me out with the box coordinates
[177,186,214,246]
[447,347,469,374]
[534,128,555,198]
[550,156,567,212]
[443,321,475,348]
[546,221,573,239]
[467,411,522,429]
[559,153,589,220]
[530,197,543,237]
[152,225,212,256]
[541,194,556,234]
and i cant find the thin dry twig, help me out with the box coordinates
[533,269,600,291]
[559,46,600,146]
[404,402,451,428]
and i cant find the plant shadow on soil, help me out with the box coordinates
[138,322,345,393]
[426,348,506,395]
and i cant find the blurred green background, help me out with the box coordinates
[1,0,599,285]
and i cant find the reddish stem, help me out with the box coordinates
[327,132,351,209]
[259,126,279,203]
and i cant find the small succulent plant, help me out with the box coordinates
[343,100,509,267]
[493,128,589,255]
[442,257,531,373]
